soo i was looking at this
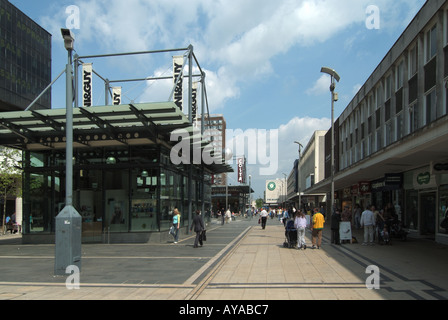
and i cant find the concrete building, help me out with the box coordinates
[287,131,327,211]
[308,0,448,244]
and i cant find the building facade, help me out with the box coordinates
[308,0,448,244]
[196,114,227,186]
[0,0,51,111]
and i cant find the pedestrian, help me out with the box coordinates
[225,208,231,224]
[221,208,225,225]
[354,204,362,229]
[282,208,289,226]
[260,208,269,229]
[172,208,181,243]
[360,205,376,246]
[190,210,205,248]
[294,210,307,250]
[311,208,325,249]
[331,208,341,245]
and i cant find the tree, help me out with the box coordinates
[0,147,22,234]
[255,198,264,209]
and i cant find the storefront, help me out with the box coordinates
[211,185,252,215]
[0,102,232,243]
[403,166,448,244]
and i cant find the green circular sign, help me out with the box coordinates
[268,182,276,191]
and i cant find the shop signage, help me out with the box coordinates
[434,163,448,172]
[359,182,371,195]
[173,56,184,111]
[238,158,246,183]
[191,82,198,121]
[417,172,431,185]
[413,169,437,189]
[112,87,121,105]
[82,63,93,107]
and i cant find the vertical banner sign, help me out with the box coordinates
[238,158,246,184]
[112,87,121,105]
[173,56,184,111]
[82,63,93,107]
[191,82,198,121]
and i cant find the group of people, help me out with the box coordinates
[293,208,325,250]
[330,203,400,246]
[259,207,326,250]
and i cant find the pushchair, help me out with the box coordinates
[283,220,297,248]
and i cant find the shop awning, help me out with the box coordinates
[0,102,192,150]
[0,102,233,174]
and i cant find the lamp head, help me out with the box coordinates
[321,67,340,83]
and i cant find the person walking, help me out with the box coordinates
[360,205,376,246]
[294,210,307,250]
[172,208,181,244]
[311,208,325,249]
[260,208,269,229]
[190,210,205,248]
[330,208,341,245]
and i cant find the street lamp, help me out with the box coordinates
[320,67,340,215]
[294,141,303,210]
[55,28,82,276]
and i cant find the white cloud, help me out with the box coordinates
[41,0,426,111]
[306,74,332,96]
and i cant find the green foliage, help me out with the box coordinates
[0,147,22,233]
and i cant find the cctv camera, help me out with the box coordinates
[61,28,75,51]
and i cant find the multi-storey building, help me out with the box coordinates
[308,0,448,244]
[196,114,227,185]
[0,0,51,111]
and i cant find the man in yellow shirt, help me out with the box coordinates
[311,208,325,249]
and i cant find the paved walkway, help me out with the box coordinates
[1,218,448,301]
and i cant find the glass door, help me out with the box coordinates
[420,192,436,238]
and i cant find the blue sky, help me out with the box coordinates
[10,0,427,199]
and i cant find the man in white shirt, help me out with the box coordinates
[360,205,376,246]
[260,208,269,229]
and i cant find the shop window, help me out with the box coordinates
[425,89,437,124]
[426,24,437,62]
[439,186,448,234]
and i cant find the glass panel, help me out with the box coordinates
[131,169,159,232]
[104,170,129,233]
[438,186,448,234]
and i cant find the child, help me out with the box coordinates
[381,226,390,245]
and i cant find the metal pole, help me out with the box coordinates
[66,50,74,206]
[330,77,335,215]
[25,68,66,111]
[187,45,193,233]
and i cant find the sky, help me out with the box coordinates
[10,0,427,199]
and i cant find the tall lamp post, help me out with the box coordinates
[55,29,82,276]
[320,67,340,215]
[294,141,303,210]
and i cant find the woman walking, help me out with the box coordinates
[294,210,307,250]
[172,208,181,244]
